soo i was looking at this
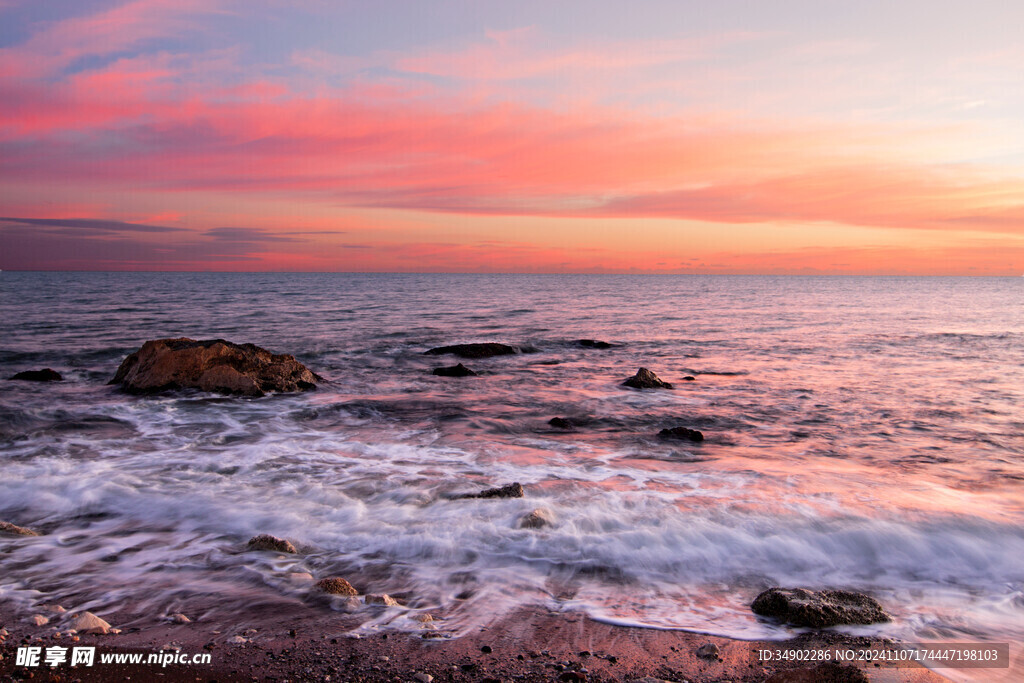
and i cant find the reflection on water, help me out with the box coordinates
[1,273,1022,672]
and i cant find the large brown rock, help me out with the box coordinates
[109,338,321,397]
[751,587,891,628]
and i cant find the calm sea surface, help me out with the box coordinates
[1,273,1022,675]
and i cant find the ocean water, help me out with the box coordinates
[1,273,1022,674]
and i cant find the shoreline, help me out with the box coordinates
[0,600,953,682]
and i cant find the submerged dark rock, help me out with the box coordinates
[659,426,704,442]
[751,587,891,628]
[246,534,297,554]
[9,369,62,382]
[622,367,673,389]
[682,375,696,381]
[548,417,573,429]
[424,343,517,359]
[110,338,321,397]
[432,363,476,377]
[577,339,614,349]
[456,482,524,500]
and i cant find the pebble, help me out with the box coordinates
[413,673,433,683]
[696,642,720,660]
[227,635,248,645]
[170,613,191,624]
[28,615,49,627]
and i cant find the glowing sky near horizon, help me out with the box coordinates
[1,0,1023,273]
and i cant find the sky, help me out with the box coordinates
[1,0,1023,274]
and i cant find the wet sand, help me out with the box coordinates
[0,600,952,682]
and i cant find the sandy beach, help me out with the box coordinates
[0,596,957,682]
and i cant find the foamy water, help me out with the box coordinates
[1,273,1022,678]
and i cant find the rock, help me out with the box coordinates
[751,587,891,628]
[696,642,719,659]
[227,635,248,645]
[109,338,321,397]
[246,534,296,553]
[682,375,696,381]
[577,339,614,349]
[287,572,314,584]
[42,605,66,614]
[28,615,49,627]
[765,661,869,682]
[457,482,524,499]
[68,612,112,635]
[432,363,476,377]
[411,613,434,623]
[519,508,555,529]
[365,594,399,607]
[414,673,434,683]
[0,520,39,537]
[622,367,673,389]
[9,369,62,382]
[548,417,573,429]
[170,613,191,624]
[560,673,586,683]
[424,343,517,359]
[316,577,358,596]
[658,426,704,442]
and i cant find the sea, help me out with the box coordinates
[1,273,1022,678]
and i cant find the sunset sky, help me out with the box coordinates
[1,0,1023,273]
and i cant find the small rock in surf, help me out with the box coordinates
[316,577,358,596]
[622,367,673,389]
[246,534,297,553]
[519,508,555,529]
[456,482,524,499]
[0,520,40,536]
